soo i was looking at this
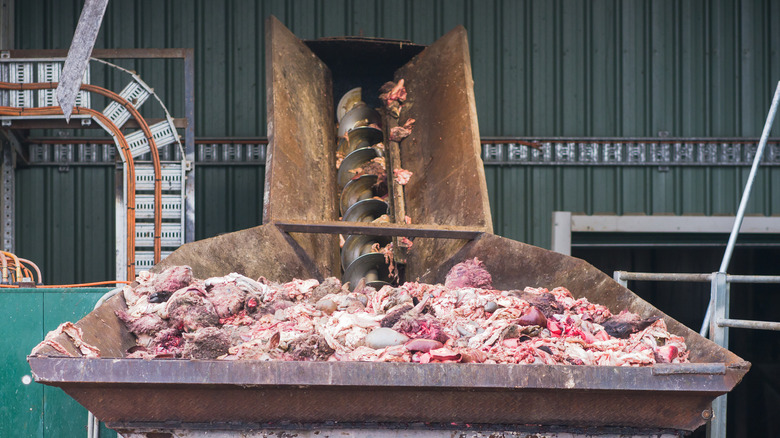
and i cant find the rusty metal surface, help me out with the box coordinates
[152,223,320,281]
[28,357,741,431]
[30,293,135,358]
[263,16,339,278]
[274,220,484,239]
[113,427,683,438]
[396,26,493,280]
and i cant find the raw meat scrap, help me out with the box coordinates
[182,326,232,359]
[393,168,413,185]
[31,322,101,358]
[445,257,493,290]
[349,156,386,184]
[389,118,415,142]
[379,79,407,118]
[601,311,661,339]
[165,285,219,332]
[206,282,247,319]
[104,260,689,367]
[152,265,193,293]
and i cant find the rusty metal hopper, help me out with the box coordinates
[28,16,748,435]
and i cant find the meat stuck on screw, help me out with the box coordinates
[37,263,690,365]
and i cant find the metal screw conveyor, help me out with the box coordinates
[27,17,750,438]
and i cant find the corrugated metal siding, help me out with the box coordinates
[15,166,115,284]
[14,0,780,138]
[195,165,265,239]
[11,0,780,276]
[487,165,780,248]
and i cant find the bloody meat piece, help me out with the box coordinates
[393,312,448,343]
[393,168,413,185]
[153,265,193,293]
[601,311,662,339]
[510,290,565,318]
[309,277,344,303]
[379,79,407,118]
[516,306,547,327]
[379,79,407,103]
[349,156,387,184]
[444,257,493,289]
[206,282,248,319]
[182,327,232,359]
[389,118,415,142]
[165,286,219,332]
[116,310,168,338]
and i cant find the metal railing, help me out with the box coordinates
[613,270,780,438]
[612,82,780,438]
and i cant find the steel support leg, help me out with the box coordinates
[707,272,729,438]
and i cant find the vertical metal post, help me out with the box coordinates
[708,272,729,438]
[613,271,628,288]
[183,48,195,243]
[551,211,572,255]
[115,162,127,281]
[0,0,13,254]
[0,0,13,51]
[1,142,13,252]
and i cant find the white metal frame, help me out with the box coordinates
[551,212,780,256]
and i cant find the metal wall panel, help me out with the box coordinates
[195,165,265,240]
[12,1,780,274]
[14,0,780,138]
[15,166,116,284]
[486,165,780,249]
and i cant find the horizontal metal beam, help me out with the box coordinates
[112,425,683,438]
[0,117,186,130]
[274,220,485,239]
[570,215,780,234]
[615,271,714,283]
[717,318,780,331]
[615,271,780,284]
[4,48,192,59]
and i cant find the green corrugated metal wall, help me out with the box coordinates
[15,0,780,138]
[11,0,780,283]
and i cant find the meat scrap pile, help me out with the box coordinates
[110,260,689,366]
